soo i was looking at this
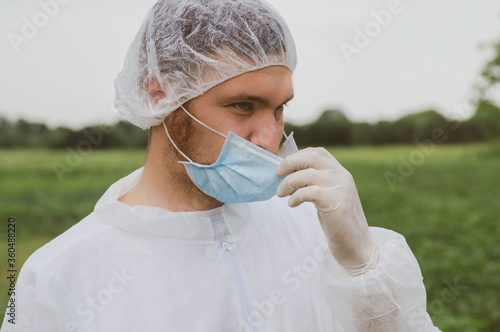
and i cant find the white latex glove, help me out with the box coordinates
[276,147,379,275]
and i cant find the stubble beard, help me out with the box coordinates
[166,108,218,163]
[163,108,223,208]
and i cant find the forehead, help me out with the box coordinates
[207,66,294,105]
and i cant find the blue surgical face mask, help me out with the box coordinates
[163,106,298,204]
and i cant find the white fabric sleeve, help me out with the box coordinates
[1,261,57,332]
[320,227,441,332]
[0,267,35,332]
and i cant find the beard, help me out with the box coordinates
[161,107,225,207]
[164,107,219,165]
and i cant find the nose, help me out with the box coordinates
[248,116,282,153]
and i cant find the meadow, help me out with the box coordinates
[0,144,499,330]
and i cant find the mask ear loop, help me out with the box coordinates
[163,104,228,163]
[162,121,194,163]
[180,105,227,138]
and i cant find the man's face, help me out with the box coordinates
[166,66,294,165]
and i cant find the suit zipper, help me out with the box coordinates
[219,240,260,331]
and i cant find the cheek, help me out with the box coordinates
[187,128,226,164]
[166,110,190,144]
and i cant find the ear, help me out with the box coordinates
[143,74,166,106]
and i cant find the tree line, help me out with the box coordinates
[1,100,499,149]
[286,100,500,146]
[0,101,500,149]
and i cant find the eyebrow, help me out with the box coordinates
[219,92,295,106]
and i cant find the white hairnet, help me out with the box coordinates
[113,0,297,130]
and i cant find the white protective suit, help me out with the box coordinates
[1,168,439,331]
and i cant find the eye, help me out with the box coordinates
[230,102,253,113]
[274,104,285,120]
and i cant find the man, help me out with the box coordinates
[2,0,440,331]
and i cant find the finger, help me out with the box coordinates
[276,148,336,177]
[276,152,312,178]
[277,169,312,197]
[287,185,337,211]
[276,169,337,197]
[287,186,318,208]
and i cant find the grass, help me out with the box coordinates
[0,144,499,330]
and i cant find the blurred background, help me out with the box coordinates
[1,0,500,330]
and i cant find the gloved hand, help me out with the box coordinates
[276,147,379,275]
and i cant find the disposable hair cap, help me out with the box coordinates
[113,0,297,129]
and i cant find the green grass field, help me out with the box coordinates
[1,144,499,330]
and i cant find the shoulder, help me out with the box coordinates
[21,213,115,272]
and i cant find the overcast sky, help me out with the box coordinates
[1,0,500,129]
